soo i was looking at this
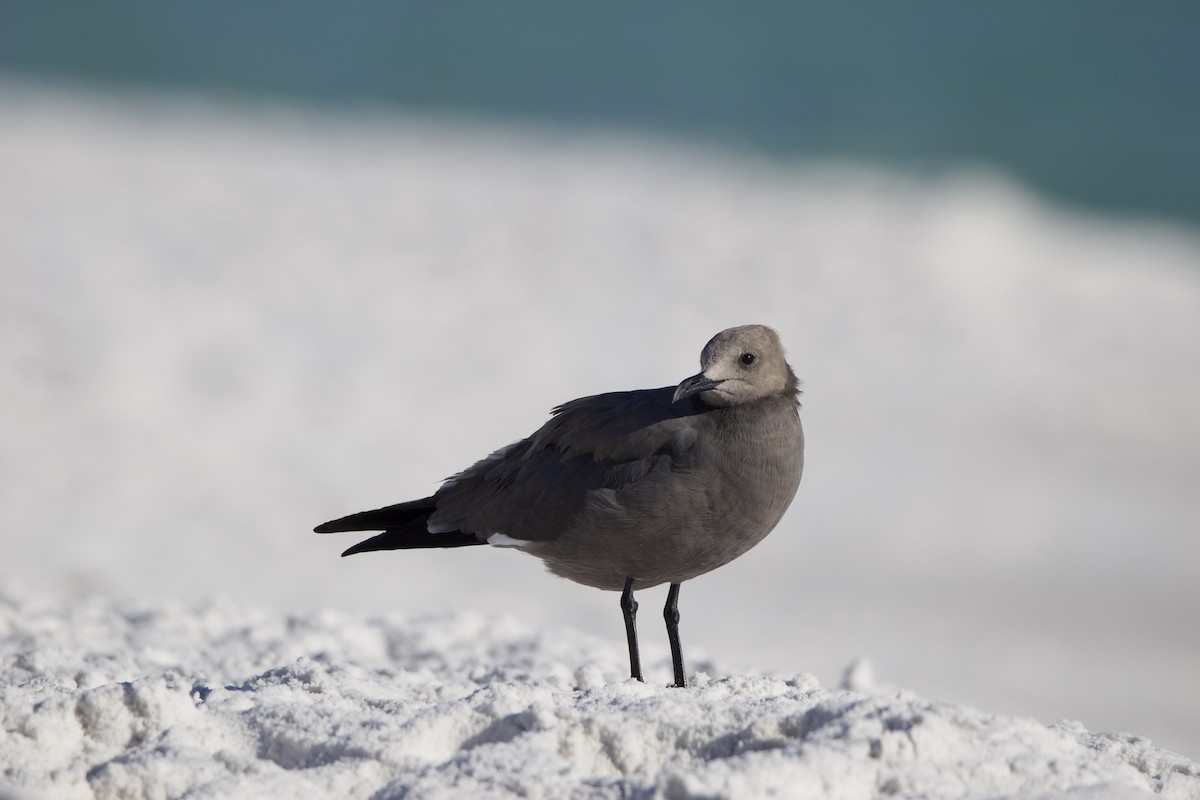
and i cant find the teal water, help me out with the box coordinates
[2,1,1197,224]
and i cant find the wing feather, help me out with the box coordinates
[428,387,705,541]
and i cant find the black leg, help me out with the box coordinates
[620,577,643,682]
[664,582,685,687]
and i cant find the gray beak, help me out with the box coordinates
[673,372,723,403]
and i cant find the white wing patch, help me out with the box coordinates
[486,532,532,549]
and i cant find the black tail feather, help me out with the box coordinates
[314,497,438,534]
[315,496,484,556]
[340,525,483,557]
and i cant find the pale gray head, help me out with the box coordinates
[672,325,796,407]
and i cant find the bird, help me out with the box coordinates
[315,324,804,687]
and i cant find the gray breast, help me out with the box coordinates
[533,395,804,591]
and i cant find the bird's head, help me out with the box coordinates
[672,324,796,408]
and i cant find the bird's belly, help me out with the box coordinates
[533,450,800,591]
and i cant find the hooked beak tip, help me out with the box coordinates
[673,373,722,403]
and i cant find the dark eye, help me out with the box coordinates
[740,352,757,366]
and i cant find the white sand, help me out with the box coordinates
[3,585,1197,799]
[1,81,1198,797]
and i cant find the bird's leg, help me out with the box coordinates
[664,582,686,687]
[620,577,643,682]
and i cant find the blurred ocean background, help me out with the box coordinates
[2,2,1198,759]
[4,2,1200,224]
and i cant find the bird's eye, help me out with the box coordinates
[740,352,757,366]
